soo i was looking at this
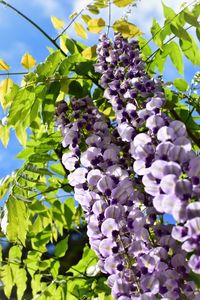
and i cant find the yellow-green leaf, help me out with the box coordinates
[16,268,27,300]
[0,124,10,147]
[1,264,14,299]
[81,14,92,25]
[0,78,14,110]
[0,59,10,71]
[51,16,64,29]
[88,18,105,34]
[21,53,36,69]
[15,123,27,146]
[81,45,97,60]
[113,0,135,7]
[113,20,143,38]
[74,22,88,39]
[60,34,69,53]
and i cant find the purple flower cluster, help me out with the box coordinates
[96,33,200,280]
[56,91,200,299]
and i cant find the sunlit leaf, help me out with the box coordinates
[151,18,163,49]
[88,18,105,33]
[16,268,27,300]
[15,123,27,146]
[21,52,36,69]
[69,11,78,19]
[180,36,200,66]
[138,37,152,60]
[183,10,199,27]
[81,45,97,60]
[7,195,28,245]
[51,16,65,29]
[170,23,191,42]
[113,0,135,7]
[55,236,69,257]
[113,19,143,38]
[165,41,184,75]
[196,27,200,42]
[0,78,14,110]
[0,124,10,147]
[162,2,176,20]
[59,34,69,53]
[74,22,88,39]
[1,265,14,298]
[174,78,189,91]
[0,58,10,71]
[81,14,92,24]
[87,5,100,14]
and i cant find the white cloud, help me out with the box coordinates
[30,0,67,18]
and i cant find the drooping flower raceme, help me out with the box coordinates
[96,33,200,279]
[56,91,200,299]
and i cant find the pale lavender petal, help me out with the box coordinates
[157,126,175,142]
[101,218,119,237]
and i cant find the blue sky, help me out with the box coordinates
[0,0,198,179]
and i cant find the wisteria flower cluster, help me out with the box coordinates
[96,33,200,278]
[55,34,200,299]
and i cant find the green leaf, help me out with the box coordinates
[0,58,10,71]
[42,81,61,125]
[138,37,152,60]
[0,78,14,110]
[170,23,191,42]
[0,124,10,147]
[1,265,14,298]
[63,198,75,228]
[30,200,47,213]
[16,268,27,300]
[113,0,135,7]
[87,5,100,15]
[15,123,27,146]
[180,36,200,66]
[6,196,28,245]
[196,27,200,42]
[113,19,143,38]
[50,163,65,176]
[151,18,163,49]
[81,14,91,25]
[69,245,97,276]
[55,236,69,257]
[0,174,12,199]
[174,78,189,91]
[162,2,176,20]
[183,10,199,27]
[81,45,97,60]
[87,18,105,33]
[74,22,88,39]
[51,16,65,29]
[9,245,21,277]
[68,80,83,97]
[164,41,184,75]
[21,52,36,69]
[28,153,56,163]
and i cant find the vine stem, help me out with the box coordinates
[0,71,28,76]
[106,1,112,36]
